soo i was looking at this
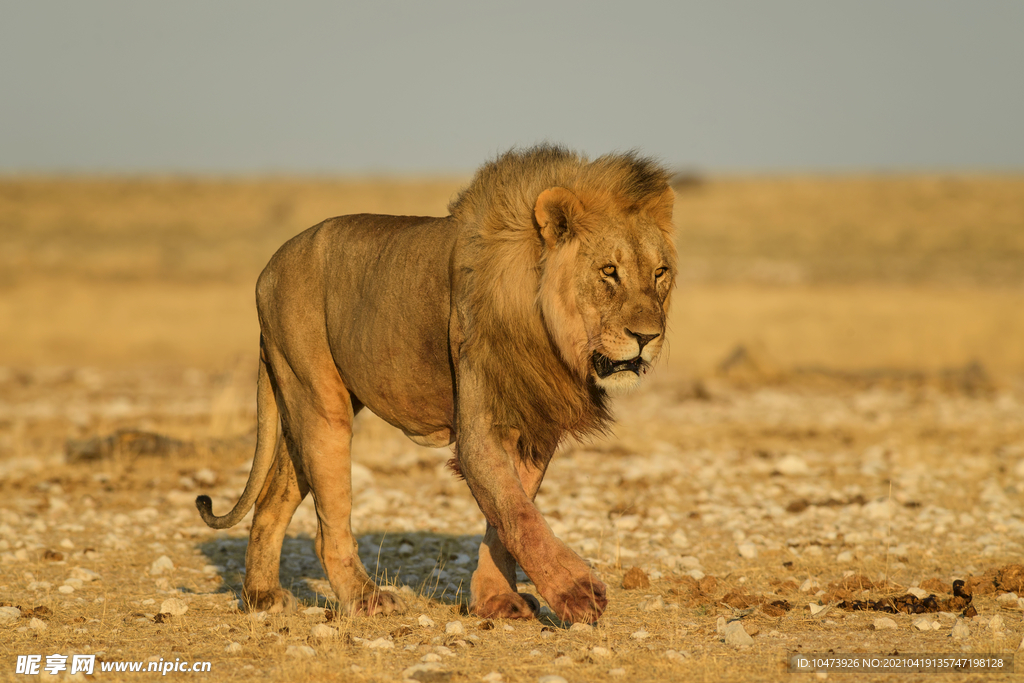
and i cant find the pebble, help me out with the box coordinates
[302,606,326,617]
[29,618,47,631]
[310,624,337,640]
[445,620,464,635]
[421,653,442,663]
[433,646,455,657]
[285,645,315,658]
[907,587,929,599]
[537,676,568,683]
[363,637,394,649]
[150,555,174,575]
[591,646,612,658]
[0,606,21,623]
[996,592,1019,603]
[643,596,664,612]
[776,454,809,475]
[482,673,503,683]
[872,617,898,631]
[160,598,188,616]
[952,620,970,640]
[737,543,758,559]
[630,630,650,640]
[569,622,593,633]
[403,663,444,680]
[836,551,853,563]
[800,578,820,593]
[225,642,242,654]
[59,585,75,594]
[70,567,101,582]
[808,603,827,615]
[723,621,754,647]
[989,614,1004,632]
[418,614,436,627]
[912,617,938,632]
[664,649,689,662]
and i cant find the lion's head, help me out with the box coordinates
[535,183,675,396]
[450,145,675,460]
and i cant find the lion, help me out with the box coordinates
[196,145,676,623]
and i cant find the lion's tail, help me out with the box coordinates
[195,351,278,529]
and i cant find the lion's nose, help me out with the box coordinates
[625,329,660,354]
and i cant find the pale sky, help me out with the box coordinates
[2,1,1022,174]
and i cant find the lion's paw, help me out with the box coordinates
[547,575,608,624]
[241,587,297,614]
[349,588,406,617]
[472,592,541,620]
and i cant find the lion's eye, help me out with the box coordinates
[601,265,617,278]
[654,267,667,278]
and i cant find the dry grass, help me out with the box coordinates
[2,175,1024,681]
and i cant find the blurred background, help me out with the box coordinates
[1,0,1023,383]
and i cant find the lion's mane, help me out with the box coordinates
[449,145,673,464]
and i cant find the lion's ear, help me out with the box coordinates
[647,186,675,227]
[535,187,584,248]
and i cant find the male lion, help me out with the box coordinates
[196,145,676,623]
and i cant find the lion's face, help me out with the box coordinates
[536,187,676,395]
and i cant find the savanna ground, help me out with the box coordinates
[2,175,1024,682]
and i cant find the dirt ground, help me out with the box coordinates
[2,175,1024,681]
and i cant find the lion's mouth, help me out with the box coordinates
[592,352,645,379]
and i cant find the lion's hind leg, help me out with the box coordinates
[242,437,308,613]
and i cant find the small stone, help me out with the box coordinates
[996,592,1019,603]
[800,578,819,593]
[69,567,101,583]
[776,454,809,475]
[630,630,650,640]
[418,614,436,627]
[482,673,503,683]
[717,616,727,633]
[537,677,568,683]
[737,543,757,559]
[29,618,47,631]
[723,621,754,647]
[872,617,898,631]
[609,668,626,677]
[160,598,188,616]
[363,637,394,649]
[643,596,664,612]
[912,617,933,632]
[0,606,21,623]
[569,622,593,633]
[952,619,970,640]
[622,567,650,589]
[303,606,326,617]
[249,611,268,623]
[402,663,447,681]
[150,555,174,575]
[808,603,826,615]
[433,646,455,657]
[664,649,689,662]
[671,530,689,548]
[836,551,853,563]
[421,653,442,663]
[990,614,1004,632]
[907,587,929,599]
[285,645,315,658]
[310,624,337,640]
[225,642,242,654]
[687,569,705,580]
[444,620,464,635]
[591,646,612,658]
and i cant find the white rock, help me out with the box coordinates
[907,587,929,599]
[591,646,612,658]
[403,664,445,680]
[643,597,664,612]
[569,622,593,633]
[723,621,754,647]
[225,642,242,654]
[28,581,52,591]
[678,555,701,569]
[630,630,650,640]
[912,617,933,632]
[160,598,188,616]
[64,578,84,589]
[716,616,727,633]
[997,592,1019,603]
[737,543,758,559]
[664,649,689,662]
[808,603,826,615]
[363,637,394,649]
[433,646,455,657]
[0,606,21,623]
[285,645,315,658]
[776,454,809,475]
[537,677,568,683]
[482,672,503,683]
[249,611,268,623]
[303,606,326,617]
[836,551,853,563]
[29,618,47,631]
[800,578,819,593]
[872,617,898,631]
[952,619,970,640]
[687,569,705,580]
[70,567,101,583]
[421,653,442,663]
[671,530,689,547]
[445,620,464,635]
[193,468,218,486]
[417,614,436,627]
[150,555,174,575]
[310,624,337,640]
[990,614,1004,632]
[58,585,75,594]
